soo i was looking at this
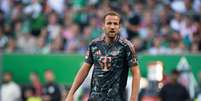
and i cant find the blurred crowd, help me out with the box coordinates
[0,0,200,54]
[1,70,67,101]
[1,69,201,101]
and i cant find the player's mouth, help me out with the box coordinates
[110,31,115,33]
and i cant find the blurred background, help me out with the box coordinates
[0,0,201,101]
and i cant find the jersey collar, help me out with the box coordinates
[101,33,120,43]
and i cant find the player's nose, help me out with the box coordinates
[110,24,115,28]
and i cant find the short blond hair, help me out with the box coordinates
[103,11,121,23]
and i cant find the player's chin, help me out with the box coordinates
[108,33,116,38]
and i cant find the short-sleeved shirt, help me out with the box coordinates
[85,35,138,101]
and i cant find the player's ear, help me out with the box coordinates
[118,26,120,31]
[102,25,105,31]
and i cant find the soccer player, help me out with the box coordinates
[65,11,141,101]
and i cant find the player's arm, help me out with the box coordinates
[130,65,141,101]
[66,41,94,101]
[125,40,141,101]
[65,62,92,101]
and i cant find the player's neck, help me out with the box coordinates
[105,36,116,44]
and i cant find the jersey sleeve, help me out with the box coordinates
[85,43,94,65]
[125,41,138,68]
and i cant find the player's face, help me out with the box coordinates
[103,15,120,38]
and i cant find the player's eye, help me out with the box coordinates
[113,22,118,25]
[107,22,112,25]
